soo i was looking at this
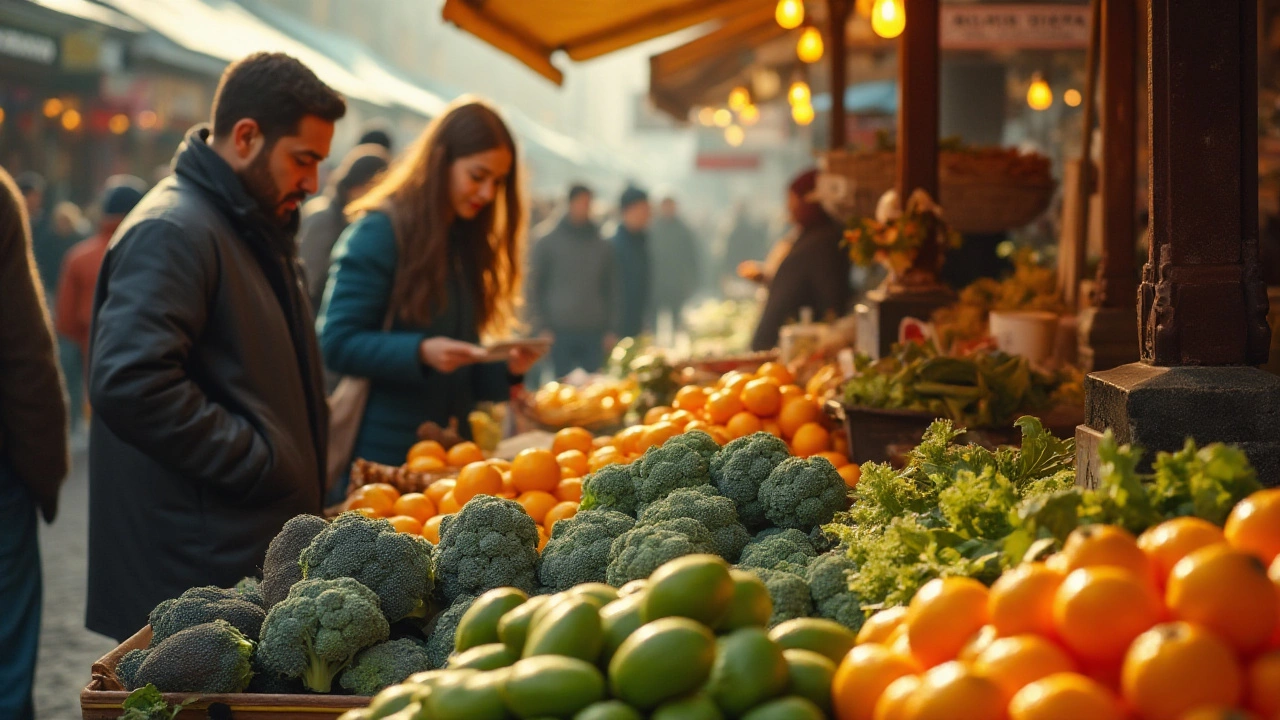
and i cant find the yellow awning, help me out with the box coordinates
[440,0,771,85]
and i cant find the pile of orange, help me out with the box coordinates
[404,438,486,474]
[832,487,1280,720]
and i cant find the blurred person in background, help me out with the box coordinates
[527,184,617,376]
[320,99,541,502]
[87,52,346,642]
[611,186,652,340]
[648,193,700,331]
[717,200,770,293]
[750,169,852,351]
[0,166,69,720]
[297,143,390,312]
[357,119,394,154]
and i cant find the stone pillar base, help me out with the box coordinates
[1075,363,1280,489]
[1077,306,1140,373]
[855,285,955,358]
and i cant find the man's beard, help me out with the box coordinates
[239,151,303,236]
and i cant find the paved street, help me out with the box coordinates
[34,442,118,719]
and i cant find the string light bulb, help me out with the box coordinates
[697,107,716,126]
[109,113,130,135]
[792,103,815,126]
[713,109,733,128]
[725,125,745,147]
[775,0,805,30]
[1027,73,1053,111]
[797,26,824,63]
[728,86,750,111]
[1063,89,1082,107]
[788,80,812,106]
[871,0,906,39]
[61,109,82,131]
[43,98,63,118]
[739,104,760,126]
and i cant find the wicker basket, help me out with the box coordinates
[347,458,452,497]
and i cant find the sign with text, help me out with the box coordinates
[696,154,761,171]
[0,26,57,66]
[941,5,1091,51]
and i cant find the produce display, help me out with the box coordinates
[524,378,639,431]
[929,252,1065,355]
[684,299,762,357]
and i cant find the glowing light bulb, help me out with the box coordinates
[725,125,745,147]
[728,86,750,112]
[61,109,82,131]
[871,0,906,39]
[788,80,811,106]
[138,110,158,130]
[775,0,805,30]
[109,113,130,135]
[792,103,815,126]
[0,108,6,125]
[43,98,63,118]
[739,104,760,126]
[713,109,733,128]
[797,27,824,63]
[697,108,716,126]
[856,0,875,18]
[1063,89,1082,107]
[1027,74,1053,111]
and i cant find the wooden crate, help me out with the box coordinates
[81,626,368,719]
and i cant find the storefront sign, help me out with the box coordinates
[0,26,58,65]
[695,153,761,171]
[941,5,1091,50]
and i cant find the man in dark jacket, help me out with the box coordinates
[86,52,346,642]
[527,184,618,375]
[611,186,653,340]
[0,166,69,720]
[648,194,701,331]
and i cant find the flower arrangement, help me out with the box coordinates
[843,189,962,287]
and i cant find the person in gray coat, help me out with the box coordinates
[527,184,619,375]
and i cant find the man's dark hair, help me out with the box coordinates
[357,121,393,152]
[211,52,346,144]
[568,183,592,202]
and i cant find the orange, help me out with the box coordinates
[455,462,503,505]
[664,409,696,430]
[437,490,461,515]
[1053,567,1163,666]
[386,514,424,535]
[552,427,595,456]
[839,464,862,489]
[790,422,832,457]
[425,479,456,507]
[905,577,990,669]
[901,661,1005,720]
[347,485,398,517]
[1060,524,1154,582]
[557,450,590,479]
[639,422,679,451]
[726,411,763,439]
[1121,622,1243,720]
[1179,708,1259,720]
[873,674,921,720]
[760,419,783,437]
[814,450,851,468]
[446,441,485,467]
[858,606,909,646]
[1167,544,1277,654]
[392,492,437,523]
[888,624,914,660]
[832,643,920,720]
[779,384,804,407]
[488,458,513,472]
[957,625,999,664]
[614,426,646,456]
[757,361,796,387]
[544,501,578,532]
[706,426,732,445]
[778,398,824,439]
[556,477,584,503]
[989,562,1066,640]
[407,455,447,473]
[1247,650,1280,717]
[721,372,751,397]
[536,524,549,552]
[706,391,746,425]
[972,635,1077,701]
[684,419,710,434]
[421,515,445,543]
[588,447,623,472]
[673,385,709,413]
[643,405,673,425]
[741,377,784,417]
[348,506,379,519]
[1226,489,1280,565]
[1138,517,1226,588]
[511,448,561,493]
[407,439,447,464]
[1007,673,1126,720]
[517,490,559,525]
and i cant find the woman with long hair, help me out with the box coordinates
[319,100,538,495]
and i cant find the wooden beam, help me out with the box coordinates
[441,0,563,84]
[567,0,764,61]
[1094,0,1137,310]
[828,0,852,150]
[896,0,938,202]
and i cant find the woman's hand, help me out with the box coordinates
[507,345,544,376]
[737,260,765,283]
[419,337,487,374]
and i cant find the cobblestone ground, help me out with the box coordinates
[35,443,118,719]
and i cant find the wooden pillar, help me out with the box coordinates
[827,0,852,150]
[896,0,939,204]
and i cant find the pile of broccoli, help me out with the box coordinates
[537,510,636,592]
[299,513,435,621]
[434,495,540,602]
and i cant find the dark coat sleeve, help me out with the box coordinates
[751,252,813,351]
[89,219,273,500]
[525,231,551,332]
[0,173,68,522]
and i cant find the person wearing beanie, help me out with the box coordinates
[750,169,853,350]
[610,186,653,340]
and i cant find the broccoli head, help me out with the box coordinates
[424,595,477,669]
[435,495,540,602]
[742,568,813,628]
[120,620,255,693]
[257,577,391,693]
[710,432,791,531]
[148,585,266,644]
[606,518,718,587]
[261,514,328,609]
[805,553,864,632]
[637,485,751,562]
[632,442,711,510]
[667,430,721,463]
[300,512,435,622]
[758,457,849,531]
[738,528,818,574]
[235,577,265,609]
[538,510,637,592]
[248,652,306,694]
[339,638,433,695]
[580,463,639,516]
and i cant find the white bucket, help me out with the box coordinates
[988,311,1060,364]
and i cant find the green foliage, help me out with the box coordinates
[119,620,255,694]
[119,685,195,720]
[300,512,435,621]
[710,432,792,531]
[435,495,540,602]
[338,638,433,696]
[637,485,751,562]
[538,510,637,592]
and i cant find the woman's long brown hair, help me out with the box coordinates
[347,98,526,337]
